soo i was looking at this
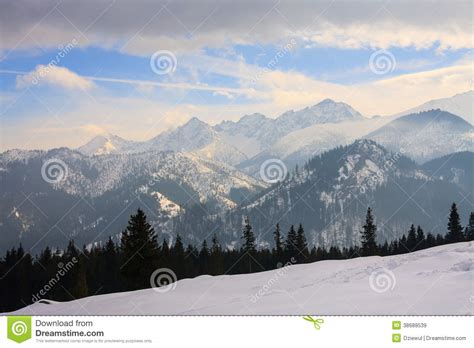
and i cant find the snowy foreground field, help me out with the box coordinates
[13,242,473,315]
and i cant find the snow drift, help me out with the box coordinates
[11,242,473,315]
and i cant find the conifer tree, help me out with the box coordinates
[435,234,445,245]
[161,239,170,269]
[406,224,417,251]
[184,244,199,278]
[295,224,308,263]
[102,237,119,293]
[210,234,224,275]
[171,234,185,278]
[285,225,298,258]
[198,240,210,274]
[360,207,377,256]
[446,203,464,243]
[241,217,256,273]
[416,226,425,250]
[399,235,408,253]
[72,256,89,299]
[242,217,256,252]
[273,224,284,260]
[464,212,474,241]
[425,233,436,248]
[120,209,160,291]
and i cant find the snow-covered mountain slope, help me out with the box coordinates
[366,110,473,163]
[76,98,367,166]
[238,116,393,175]
[12,242,473,315]
[395,90,473,124]
[0,148,266,253]
[214,98,365,156]
[275,98,363,129]
[0,148,263,202]
[77,133,137,156]
[173,140,473,249]
[141,117,248,165]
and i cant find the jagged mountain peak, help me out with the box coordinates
[214,113,270,131]
[237,113,269,124]
[77,133,134,156]
[275,98,364,128]
[182,116,210,129]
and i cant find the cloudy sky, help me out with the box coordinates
[0,0,472,150]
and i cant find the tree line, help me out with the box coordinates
[1,202,472,312]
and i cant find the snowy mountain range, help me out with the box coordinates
[77,92,473,169]
[1,91,472,253]
[77,98,367,164]
[0,148,265,253]
[12,242,473,315]
[176,139,473,249]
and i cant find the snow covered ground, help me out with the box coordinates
[12,242,473,315]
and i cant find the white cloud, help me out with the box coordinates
[250,64,473,116]
[16,65,94,90]
[0,0,471,56]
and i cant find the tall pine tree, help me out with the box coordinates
[415,226,425,251]
[241,216,256,273]
[295,224,308,263]
[273,224,284,261]
[102,237,119,293]
[285,225,298,259]
[446,203,464,243]
[120,209,160,291]
[360,207,377,256]
[170,234,185,279]
[406,224,417,251]
[464,212,474,241]
[210,234,224,275]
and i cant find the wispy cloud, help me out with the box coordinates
[15,65,94,90]
[2,67,257,96]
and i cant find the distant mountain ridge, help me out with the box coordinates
[395,90,473,124]
[76,92,472,171]
[77,98,366,163]
[174,140,473,248]
[366,110,473,163]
